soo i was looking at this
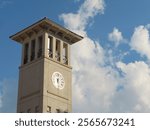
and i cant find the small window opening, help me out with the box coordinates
[62,43,68,64]
[31,39,35,61]
[38,36,43,58]
[24,43,29,64]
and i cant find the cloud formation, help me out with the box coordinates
[0,91,2,108]
[60,0,121,112]
[0,79,17,112]
[108,27,126,47]
[60,0,105,35]
[130,25,150,60]
[71,38,119,112]
[60,0,150,112]
[116,61,150,112]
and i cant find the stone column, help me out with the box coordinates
[67,44,70,66]
[43,32,48,57]
[52,37,56,60]
[60,40,63,63]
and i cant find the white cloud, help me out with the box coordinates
[116,61,150,112]
[59,0,150,113]
[0,79,17,112]
[59,0,105,35]
[71,37,120,112]
[130,25,150,60]
[108,27,126,47]
[60,0,121,112]
[0,94,2,108]
[0,81,4,108]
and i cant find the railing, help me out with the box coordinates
[48,49,53,58]
[63,56,68,65]
[55,51,60,61]
[47,50,68,65]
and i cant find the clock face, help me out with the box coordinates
[52,72,65,89]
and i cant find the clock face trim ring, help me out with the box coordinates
[52,72,65,90]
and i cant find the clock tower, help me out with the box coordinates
[10,17,83,113]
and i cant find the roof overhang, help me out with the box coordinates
[10,17,83,44]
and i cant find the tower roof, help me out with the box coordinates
[10,17,83,44]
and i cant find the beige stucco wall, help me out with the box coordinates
[42,58,72,112]
[17,59,44,112]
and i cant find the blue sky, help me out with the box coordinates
[1,0,150,112]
